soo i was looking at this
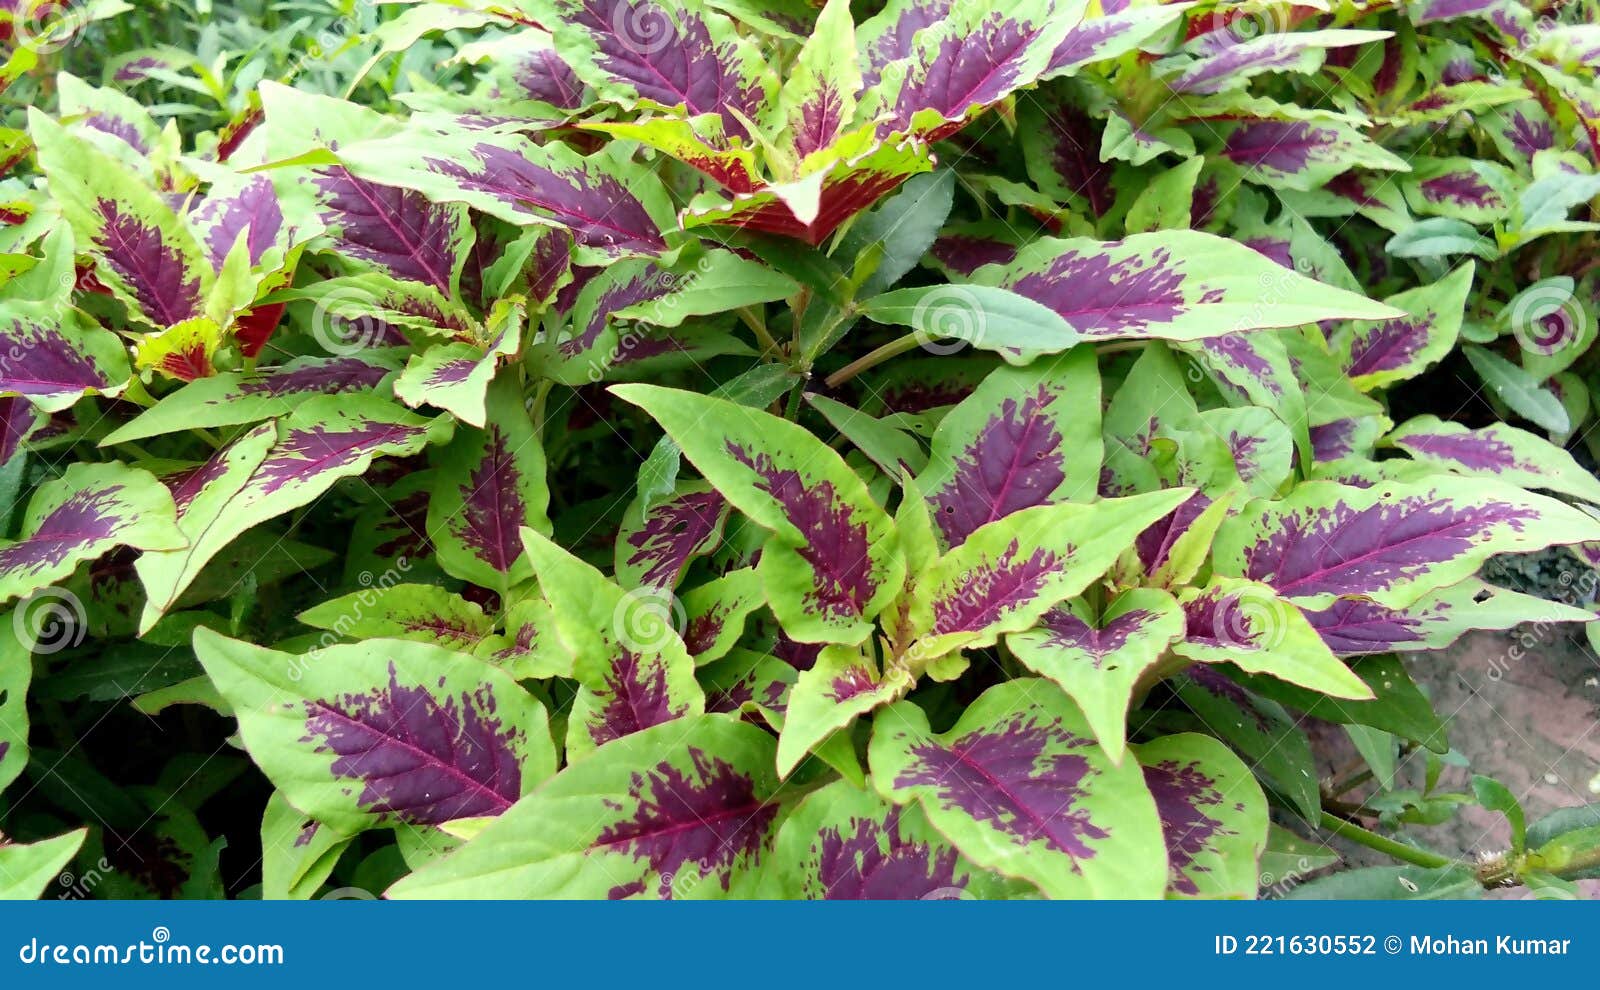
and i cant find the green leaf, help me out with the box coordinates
[1171,668,1321,823]
[1232,653,1449,753]
[260,791,352,900]
[858,284,1081,360]
[0,829,88,900]
[1471,775,1526,853]
[1284,864,1481,900]
[1464,345,1572,433]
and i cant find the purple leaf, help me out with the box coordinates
[93,198,204,325]
[191,174,284,270]
[1136,493,1213,574]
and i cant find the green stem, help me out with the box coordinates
[1318,812,1454,870]
[737,306,782,358]
[825,332,922,389]
[782,378,806,421]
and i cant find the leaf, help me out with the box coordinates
[135,397,451,630]
[193,629,556,834]
[1386,415,1600,503]
[298,584,494,653]
[974,231,1400,341]
[914,349,1102,547]
[1007,589,1185,762]
[680,568,764,663]
[309,165,471,295]
[837,168,954,297]
[1464,345,1571,434]
[613,383,903,645]
[1213,478,1600,608]
[337,130,670,261]
[1333,263,1473,390]
[520,528,704,749]
[770,0,859,160]
[392,310,521,428]
[807,395,928,481]
[388,715,784,899]
[872,0,1081,142]
[870,678,1167,899]
[0,613,33,793]
[31,112,212,327]
[1220,118,1409,192]
[859,283,1081,359]
[772,780,1022,899]
[1234,653,1449,752]
[1164,29,1390,95]
[260,790,351,900]
[615,482,729,591]
[904,491,1191,655]
[1170,667,1320,822]
[1134,733,1268,898]
[101,355,398,444]
[0,300,131,413]
[0,462,183,605]
[1284,864,1481,900]
[1472,775,1527,852]
[778,643,912,777]
[543,0,772,140]
[1044,4,1190,77]
[0,829,87,900]
[1173,577,1374,700]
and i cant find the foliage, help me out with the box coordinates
[2,0,1600,900]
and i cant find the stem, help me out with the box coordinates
[1318,811,1454,870]
[782,378,806,421]
[825,332,922,389]
[737,306,782,358]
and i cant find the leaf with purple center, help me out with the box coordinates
[1303,577,1593,657]
[1192,406,1295,498]
[189,170,291,275]
[192,629,555,835]
[1133,734,1267,898]
[394,309,521,428]
[427,372,550,590]
[1171,667,1320,822]
[0,462,184,605]
[680,568,765,665]
[778,643,913,777]
[1402,158,1511,225]
[1219,118,1409,192]
[57,72,160,165]
[1172,576,1372,699]
[0,300,131,413]
[30,112,212,328]
[1213,477,1600,609]
[471,597,575,681]
[101,354,400,444]
[614,384,903,645]
[1042,3,1191,79]
[773,780,1025,899]
[869,0,1082,143]
[388,715,783,899]
[1162,29,1390,96]
[1175,330,1310,465]
[541,0,773,141]
[972,230,1402,342]
[870,678,1167,898]
[520,527,703,753]
[903,491,1191,657]
[308,164,472,295]
[336,128,672,262]
[297,584,494,654]
[1385,414,1600,504]
[1337,260,1472,393]
[134,397,451,629]
[914,348,1102,548]
[614,482,729,591]
[769,0,859,163]
[1007,589,1184,762]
